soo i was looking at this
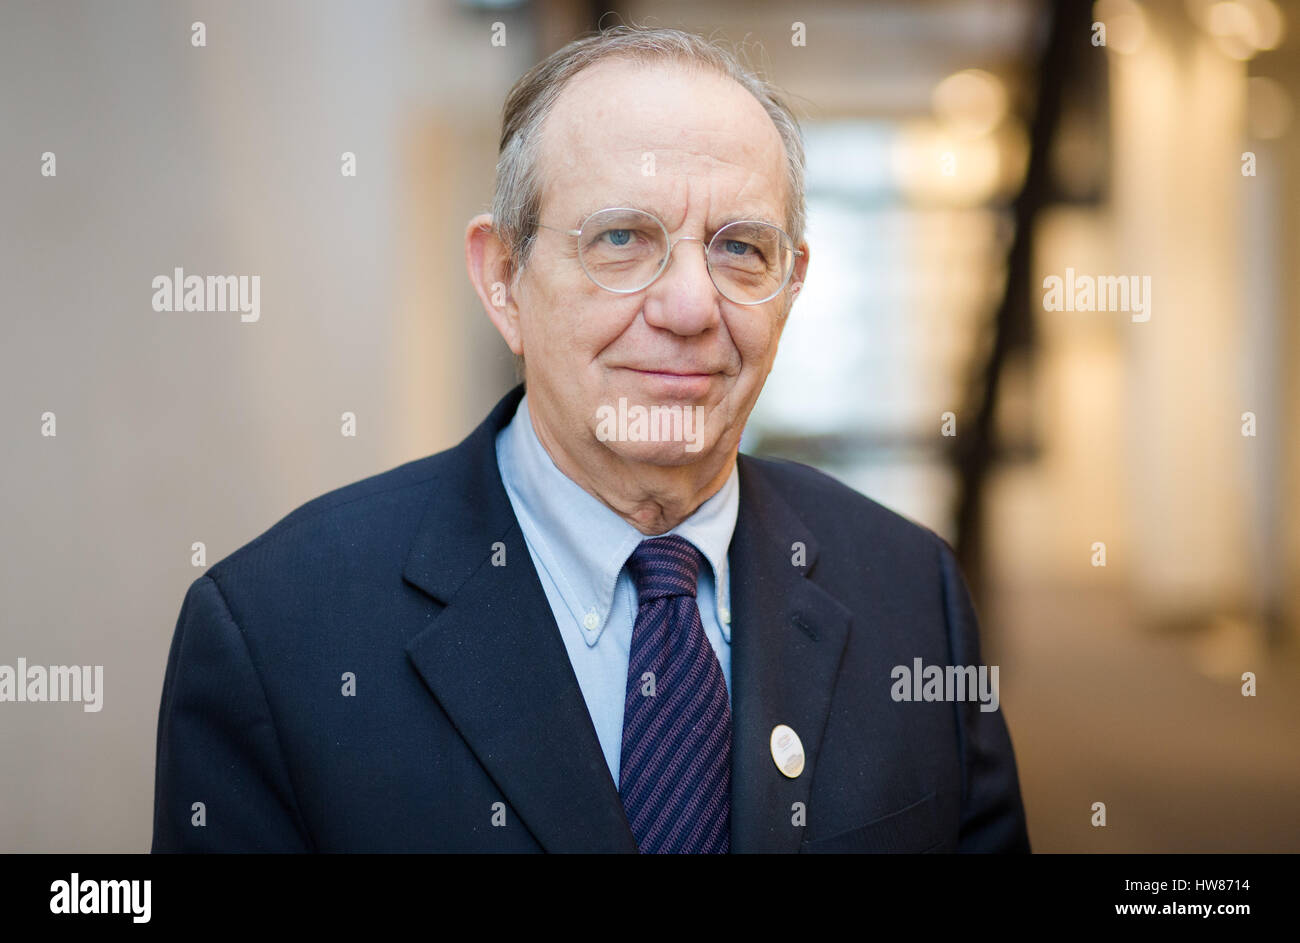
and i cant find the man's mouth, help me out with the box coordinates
[624,367,714,377]
[619,367,716,397]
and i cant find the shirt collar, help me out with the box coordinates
[495,392,738,647]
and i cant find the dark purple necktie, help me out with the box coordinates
[619,535,731,854]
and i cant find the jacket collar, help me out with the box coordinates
[402,384,851,852]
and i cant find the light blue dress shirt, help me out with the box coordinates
[495,392,738,786]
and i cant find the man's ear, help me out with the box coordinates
[780,239,810,324]
[790,239,810,298]
[465,213,524,355]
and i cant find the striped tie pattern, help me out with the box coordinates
[619,535,731,853]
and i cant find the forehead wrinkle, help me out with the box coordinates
[548,151,784,230]
[562,121,780,187]
[563,192,784,236]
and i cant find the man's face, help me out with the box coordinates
[512,59,806,468]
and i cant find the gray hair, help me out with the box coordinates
[491,25,806,282]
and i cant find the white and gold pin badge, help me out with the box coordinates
[770,724,805,778]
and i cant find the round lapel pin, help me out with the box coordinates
[770,724,805,778]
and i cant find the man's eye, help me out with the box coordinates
[724,239,755,256]
[602,229,633,247]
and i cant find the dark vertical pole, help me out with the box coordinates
[951,0,1094,600]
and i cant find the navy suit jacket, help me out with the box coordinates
[152,384,1030,852]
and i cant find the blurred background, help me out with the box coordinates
[1,0,1296,852]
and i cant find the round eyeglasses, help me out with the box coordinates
[536,207,803,306]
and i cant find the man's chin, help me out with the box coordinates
[597,437,715,468]
[589,395,721,467]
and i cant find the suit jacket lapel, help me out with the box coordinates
[400,385,853,854]
[402,385,638,852]
[729,456,853,853]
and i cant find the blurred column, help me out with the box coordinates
[1109,2,1253,624]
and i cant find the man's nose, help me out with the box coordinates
[641,236,721,336]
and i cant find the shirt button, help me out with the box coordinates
[583,611,600,631]
[718,606,731,625]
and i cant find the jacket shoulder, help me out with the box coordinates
[204,447,458,588]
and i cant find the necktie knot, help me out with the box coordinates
[626,535,704,604]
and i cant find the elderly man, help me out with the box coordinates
[152,26,1029,853]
